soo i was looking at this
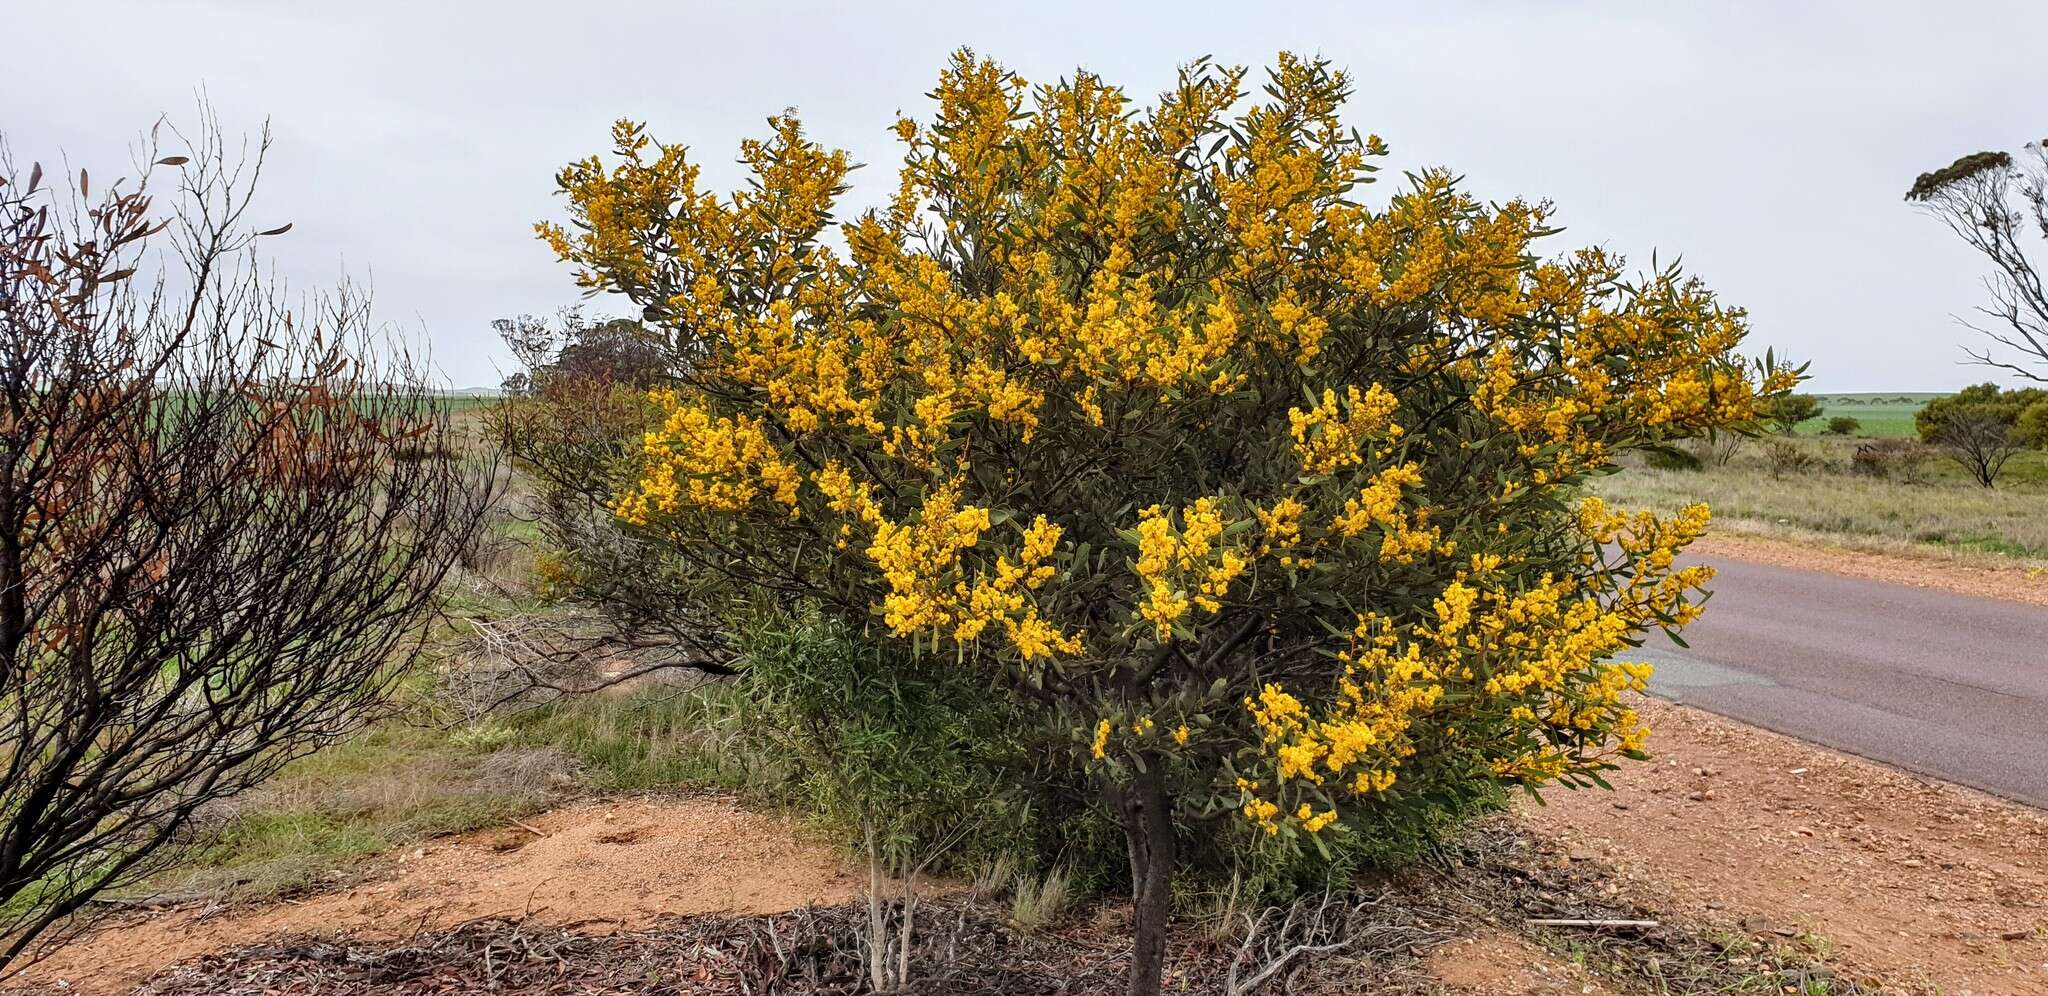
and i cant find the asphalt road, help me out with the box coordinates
[1634,555,2048,809]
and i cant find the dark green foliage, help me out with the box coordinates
[732,612,1501,904]
[736,611,1044,873]
[1216,766,1505,901]
[1644,446,1704,471]
[2017,398,2048,449]
[1915,383,2045,487]
[1825,416,1862,436]
[1914,383,2046,441]
[1905,150,2012,202]
[1761,392,1822,433]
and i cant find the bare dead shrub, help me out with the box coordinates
[1763,440,1822,478]
[1930,408,2023,487]
[1851,438,1932,482]
[0,113,494,972]
[1684,432,1746,467]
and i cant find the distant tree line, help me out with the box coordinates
[495,311,669,396]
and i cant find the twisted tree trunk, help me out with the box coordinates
[1119,760,1176,996]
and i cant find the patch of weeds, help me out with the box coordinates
[499,682,787,794]
[142,725,578,903]
[448,719,517,752]
[1950,534,2031,558]
[1008,865,1074,933]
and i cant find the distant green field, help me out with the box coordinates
[1793,392,1944,438]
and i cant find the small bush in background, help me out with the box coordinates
[1646,445,1706,471]
[1765,440,1823,478]
[2017,397,2048,449]
[1851,439,1931,482]
[1762,392,1823,433]
[1825,416,1862,435]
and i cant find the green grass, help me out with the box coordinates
[154,722,563,899]
[149,682,776,902]
[498,682,782,793]
[1791,392,1944,438]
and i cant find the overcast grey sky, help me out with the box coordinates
[7,0,2044,390]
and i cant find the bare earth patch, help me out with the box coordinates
[15,700,2046,994]
[1522,697,2048,994]
[12,795,860,995]
[1690,531,2048,607]
[1427,927,1616,994]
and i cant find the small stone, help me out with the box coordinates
[2002,928,2034,941]
[1687,791,1708,802]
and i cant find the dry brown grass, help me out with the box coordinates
[1594,438,2048,562]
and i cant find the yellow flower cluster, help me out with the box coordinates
[1089,713,1194,764]
[1329,462,1436,561]
[614,393,800,523]
[1254,497,1307,565]
[856,486,1082,660]
[1236,500,1716,836]
[1133,498,1248,640]
[1288,384,1401,475]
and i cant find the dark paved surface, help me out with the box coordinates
[1636,555,2048,809]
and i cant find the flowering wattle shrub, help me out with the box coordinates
[540,51,1792,994]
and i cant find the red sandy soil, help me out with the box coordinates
[1523,698,2048,995]
[1427,928,1617,994]
[12,715,2046,995]
[16,706,2047,996]
[11,796,861,996]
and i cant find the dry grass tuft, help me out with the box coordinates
[1007,865,1074,934]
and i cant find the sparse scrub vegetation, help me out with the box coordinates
[1595,436,2048,559]
[1597,389,2048,559]
[1765,439,1826,478]
[1849,438,1932,482]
